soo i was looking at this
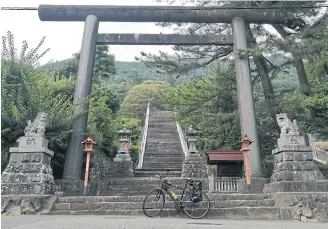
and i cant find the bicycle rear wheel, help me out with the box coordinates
[182,192,210,219]
[143,189,165,217]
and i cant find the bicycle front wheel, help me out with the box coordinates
[143,189,165,217]
[182,192,210,219]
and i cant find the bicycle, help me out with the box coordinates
[142,173,210,219]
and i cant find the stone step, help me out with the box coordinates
[146,138,181,142]
[147,132,178,135]
[135,171,182,177]
[142,162,183,166]
[141,164,182,168]
[148,119,175,122]
[143,154,184,157]
[143,156,184,160]
[56,193,270,204]
[53,199,274,212]
[143,150,184,154]
[147,128,178,132]
[142,160,183,164]
[208,193,272,201]
[144,147,183,151]
[142,167,182,170]
[50,207,280,219]
[143,155,184,159]
[146,140,181,143]
[142,163,183,167]
[136,168,181,171]
[98,177,187,185]
[145,145,183,150]
[148,124,177,128]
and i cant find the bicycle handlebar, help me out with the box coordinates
[155,172,171,179]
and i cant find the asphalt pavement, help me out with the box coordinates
[2,215,327,229]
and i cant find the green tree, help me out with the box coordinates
[1,56,76,177]
[57,45,116,82]
[120,80,174,120]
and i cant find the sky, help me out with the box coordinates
[1,0,327,65]
[1,0,177,64]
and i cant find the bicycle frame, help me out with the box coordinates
[159,179,191,212]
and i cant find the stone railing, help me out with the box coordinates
[208,175,241,192]
[137,101,150,169]
[176,122,188,157]
[313,148,328,164]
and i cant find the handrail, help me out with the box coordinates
[137,100,150,169]
[313,147,328,165]
[176,121,188,157]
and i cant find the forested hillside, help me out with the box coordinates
[2,1,328,179]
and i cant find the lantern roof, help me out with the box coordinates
[186,125,198,135]
[240,134,253,145]
[81,137,96,145]
[117,124,131,135]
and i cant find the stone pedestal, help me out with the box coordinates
[182,154,207,178]
[273,192,328,222]
[263,128,328,222]
[110,161,134,177]
[237,177,270,194]
[264,145,328,193]
[113,153,131,162]
[1,136,55,195]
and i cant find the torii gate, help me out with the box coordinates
[37,5,304,181]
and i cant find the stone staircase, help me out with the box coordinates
[135,110,185,177]
[96,177,188,196]
[50,193,279,219]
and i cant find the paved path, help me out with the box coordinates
[2,215,327,229]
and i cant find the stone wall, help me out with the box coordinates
[55,149,134,196]
[273,193,328,222]
[89,149,134,181]
[1,195,57,215]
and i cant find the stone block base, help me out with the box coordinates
[237,177,269,193]
[1,183,54,195]
[1,195,57,215]
[113,153,131,162]
[110,161,134,177]
[272,192,328,222]
[55,179,99,196]
[55,179,84,196]
[264,181,328,193]
[182,154,207,178]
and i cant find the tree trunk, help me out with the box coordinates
[272,24,311,95]
[245,24,281,130]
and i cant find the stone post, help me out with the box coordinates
[232,17,263,178]
[63,15,99,180]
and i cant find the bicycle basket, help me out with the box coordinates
[190,181,203,203]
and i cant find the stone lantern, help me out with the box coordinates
[182,125,206,179]
[186,125,198,154]
[114,125,132,162]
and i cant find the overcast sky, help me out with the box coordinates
[1,0,177,64]
[1,0,327,65]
